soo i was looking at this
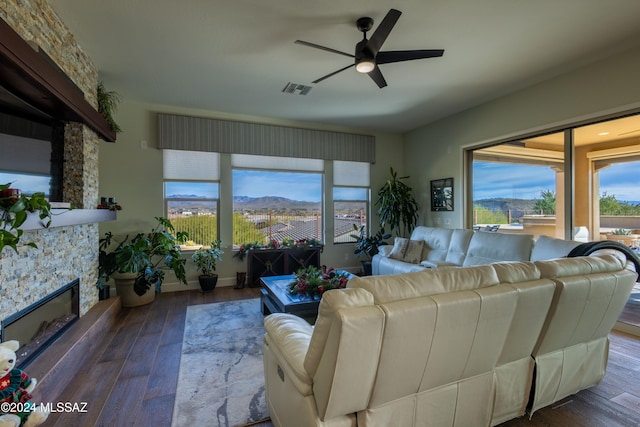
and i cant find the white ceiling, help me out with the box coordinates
[48,0,640,134]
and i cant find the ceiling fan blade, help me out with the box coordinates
[376,49,445,64]
[367,65,387,88]
[295,40,355,58]
[312,64,355,84]
[365,9,402,56]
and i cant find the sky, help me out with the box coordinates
[473,161,640,202]
[0,173,50,195]
[4,161,637,203]
[232,170,322,202]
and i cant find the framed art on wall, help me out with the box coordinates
[431,178,454,211]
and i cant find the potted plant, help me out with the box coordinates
[191,239,224,292]
[98,216,189,307]
[376,167,420,237]
[97,81,122,134]
[0,183,52,255]
[350,224,391,275]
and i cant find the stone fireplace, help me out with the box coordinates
[0,0,113,346]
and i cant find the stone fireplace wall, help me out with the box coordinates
[1,0,102,316]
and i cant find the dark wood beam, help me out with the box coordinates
[0,17,116,142]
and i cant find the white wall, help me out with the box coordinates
[405,45,640,229]
[99,101,404,291]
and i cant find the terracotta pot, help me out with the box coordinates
[113,272,155,307]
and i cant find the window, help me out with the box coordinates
[333,161,370,243]
[163,150,219,245]
[232,154,323,248]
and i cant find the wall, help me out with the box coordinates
[0,0,102,317]
[405,44,640,230]
[99,101,404,291]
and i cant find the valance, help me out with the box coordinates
[158,113,375,163]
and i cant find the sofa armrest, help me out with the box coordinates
[377,245,393,257]
[264,313,314,386]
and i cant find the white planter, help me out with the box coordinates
[112,272,155,307]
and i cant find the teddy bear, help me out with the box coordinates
[0,341,49,427]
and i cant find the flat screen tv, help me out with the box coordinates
[0,110,64,201]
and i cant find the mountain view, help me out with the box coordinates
[167,194,320,211]
[233,196,320,211]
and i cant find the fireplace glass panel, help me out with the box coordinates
[1,279,79,368]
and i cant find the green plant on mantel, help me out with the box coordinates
[97,81,122,133]
[0,183,52,255]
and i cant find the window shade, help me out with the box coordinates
[158,113,375,163]
[163,149,220,180]
[334,160,370,186]
[232,154,323,171]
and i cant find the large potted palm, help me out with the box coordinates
[376,167,420,237]
[98,216,189,307]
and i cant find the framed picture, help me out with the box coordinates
[431,178,454,211]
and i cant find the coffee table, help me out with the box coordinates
[260,275,321,320]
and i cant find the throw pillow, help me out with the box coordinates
[387,238,424,264]
[403,240,424,264]
[388,237,409,260]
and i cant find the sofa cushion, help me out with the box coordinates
[420,260,460,268]
[492,261,541,283]
[411,226,454,263]
[377,245,393,257]
[534,253,624,278]
[463,232,535,266]
[373,255,427,275]
[530,235,582,262]
[444,229,474,265]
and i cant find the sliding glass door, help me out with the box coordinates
[470,130,566,238]
[467,113,640,330]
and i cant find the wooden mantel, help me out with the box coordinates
[0,17,116,142]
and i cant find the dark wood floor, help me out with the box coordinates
[43,287,640,427]
[619,283,640,327]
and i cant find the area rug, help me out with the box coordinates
[172,299,270,427]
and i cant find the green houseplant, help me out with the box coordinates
[191,239,224,292]
[98,216,189,306]
[376,167,420,238]
[350,224,391,275]
[97,81,122,134]
[0,183,52,255]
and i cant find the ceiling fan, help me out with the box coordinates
[295,8,444,88]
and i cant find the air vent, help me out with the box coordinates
[282,82,312,95]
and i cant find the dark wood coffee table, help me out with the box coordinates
[260,274,321,320]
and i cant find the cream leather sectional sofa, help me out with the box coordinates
[263,254,637,427]
[372,226,584,275]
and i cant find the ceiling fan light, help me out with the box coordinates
[355,59,375,73]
